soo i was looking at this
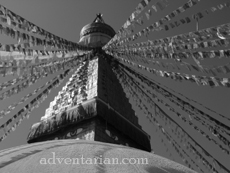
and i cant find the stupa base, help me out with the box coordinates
[0,140,197,173]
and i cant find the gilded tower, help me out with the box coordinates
[27,14,151,152]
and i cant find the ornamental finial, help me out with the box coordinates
[97,13,103,18]
[93,13,104,23]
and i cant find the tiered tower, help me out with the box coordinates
[27,14,151,152]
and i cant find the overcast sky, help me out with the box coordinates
[0,0,230,171]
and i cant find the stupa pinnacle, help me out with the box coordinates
[79,13,116,48]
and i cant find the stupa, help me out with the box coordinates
[0,14,198,173]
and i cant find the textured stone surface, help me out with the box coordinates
[0,140,197,173]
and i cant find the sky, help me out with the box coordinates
[0,0,230,171]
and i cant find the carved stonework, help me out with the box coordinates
[45,120,96,141]
[27,53,151,152]
[27,99,97,142]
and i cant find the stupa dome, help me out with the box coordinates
[80,19,115,39]
[0,140,197,173]
[79,14,116,48]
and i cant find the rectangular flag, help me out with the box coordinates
[136,1,146,13]
[152,5,157,12]
[144,0,151,5]
[145,9,152,20]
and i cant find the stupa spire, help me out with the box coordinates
[93,13,105,23]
